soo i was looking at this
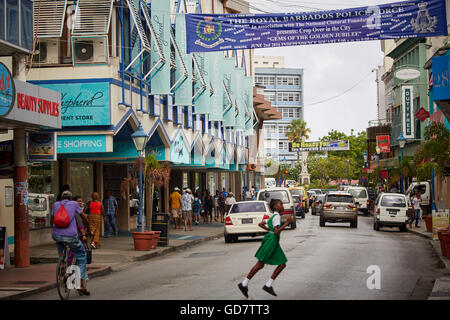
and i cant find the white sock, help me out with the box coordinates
[266,278,274,287]
[242,278,249,287]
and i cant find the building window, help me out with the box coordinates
[277,76,300,86]
[264,124,277,134]
[278,141,290,150]
[255,75,275,86]
[264,92,275,102]
[281,107,300,118]
[278,92,300,102]
[278,124,288,135]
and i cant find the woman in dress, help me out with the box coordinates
[238,199,293,297]
[84,192,105,249]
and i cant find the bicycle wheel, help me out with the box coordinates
[56,248,70,300]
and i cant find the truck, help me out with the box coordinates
[405,181,432,216]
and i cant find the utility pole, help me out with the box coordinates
[347,159,350,186]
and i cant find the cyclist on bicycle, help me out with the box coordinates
[51,190,91,296]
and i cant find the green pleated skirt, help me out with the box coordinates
[254,232,287,266]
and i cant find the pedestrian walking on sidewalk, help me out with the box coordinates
[181,189,194,231]
[204,192,214,224]
[192,195,202,225]
[84,192,105,249]
[51,190,90,295]
[103,191,118,237]
[170,187,182,230]
[238,199,292,298]
[214,190,220,222]
[218,192,226,223]
[410,190,422,228]
[225,192,236,213]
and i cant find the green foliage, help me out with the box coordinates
[399,156,415,177]
[414,122,450,177]
[286,119,311,143]
[416,162,435,181]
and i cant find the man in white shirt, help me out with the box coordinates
[181,189,194,231]
[225,192,236,213]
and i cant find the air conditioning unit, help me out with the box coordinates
[32,39,59,65]
[72,36,108,65]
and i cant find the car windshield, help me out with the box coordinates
[259,190,290,203]
[312,190,322,194]
[289,189,302,196]
[349,189,367,198]
[292,195,301,203]
[381,195,406,208]
[230,202,267,213]
[316,195,326,202]
[326,195,353,203]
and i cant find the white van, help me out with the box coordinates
[347,186,370,214]
[257,187,296,229]
[374,193,409,232]
[405,181,431,215]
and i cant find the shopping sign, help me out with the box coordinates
[376,135,390,153]
[185,0,448,53]
[402,86,415,139]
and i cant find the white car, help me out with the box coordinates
[257,187,296,229]
[347,186,370,214]
[373,193,409,232]
[224,201,272,243]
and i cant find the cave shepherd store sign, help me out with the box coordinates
[36,82,110,127]
[185,0,448,53]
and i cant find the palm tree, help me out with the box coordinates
[286,119,311,182]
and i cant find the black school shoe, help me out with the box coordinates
[262,285,277,296]
[238,283,249,298]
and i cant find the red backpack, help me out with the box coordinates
[53,203,71,228]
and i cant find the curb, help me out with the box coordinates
[407,228,433,240]
[0,266,112,300]
[6,231,224,299]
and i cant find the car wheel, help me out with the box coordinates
[400,224,407,232]
[301,212,305,219]
[232,235,239,242]
[224,233,233,243]
[375,222,380,231]
[351,219,358,228]
[319,216,325,227]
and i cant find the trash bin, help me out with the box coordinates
[152,213,169,247]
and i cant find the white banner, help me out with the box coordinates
[402,86,414,139]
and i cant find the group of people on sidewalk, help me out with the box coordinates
[169,187,237,230]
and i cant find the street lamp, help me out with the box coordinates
[397,133,407,193]
[347,159,350,186]
[376,146,381,191]
[131,123,149,232]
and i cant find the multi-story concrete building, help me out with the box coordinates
[254,57,304,167]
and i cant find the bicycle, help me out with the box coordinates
[56,241,90,300]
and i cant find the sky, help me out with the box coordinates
[249,0,391,140]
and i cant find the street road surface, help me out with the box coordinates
[26,212,442,300]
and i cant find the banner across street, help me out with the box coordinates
[185,0,448,53]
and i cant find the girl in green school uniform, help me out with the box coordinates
[238,198,293,297]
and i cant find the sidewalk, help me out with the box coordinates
[407,219,450,300]
[0,221,224,300]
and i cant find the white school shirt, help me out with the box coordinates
[271,212,281,227]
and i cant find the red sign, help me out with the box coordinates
[380,170,389,179]
[415,107,429,122]
[376,135,390,153]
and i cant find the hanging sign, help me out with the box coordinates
[174,14,193,106]
[185,0,448,53]
[28,131,57,161]
[402,86,415,139]
[415,107,429,121]
[376,135,390,153]
[290,140,350,151]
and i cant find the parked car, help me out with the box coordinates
[224,201,272,243]
[320,192,358,228]
[373,193,409,232]
[292,195,305,218]
[257,187,296,229]
[289,187,308,211]
[405,181,431,216]
[312,194,326,215]
[347,186,370,214]
[286,180,297,188]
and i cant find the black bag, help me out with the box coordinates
[84,201,91,215]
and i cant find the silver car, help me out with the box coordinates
[320,192,358,228]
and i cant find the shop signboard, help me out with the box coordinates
[432,209,449,240]
[376,135,390,153]
[57,135,107,154]
[174,14,192,106]
[185,0,448,53]
[170,134,189,164]
[0,62,15,117]
[432,55,450,101]
[2,80,61,129]
[28,131,57,161]
[0,140,13,179]
[415,107,429,121]
[290,140,350,152]
[38,82,110,127]
[402,86,414,139]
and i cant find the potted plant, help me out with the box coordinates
[424,215,433,232]
[438,228,450,257]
